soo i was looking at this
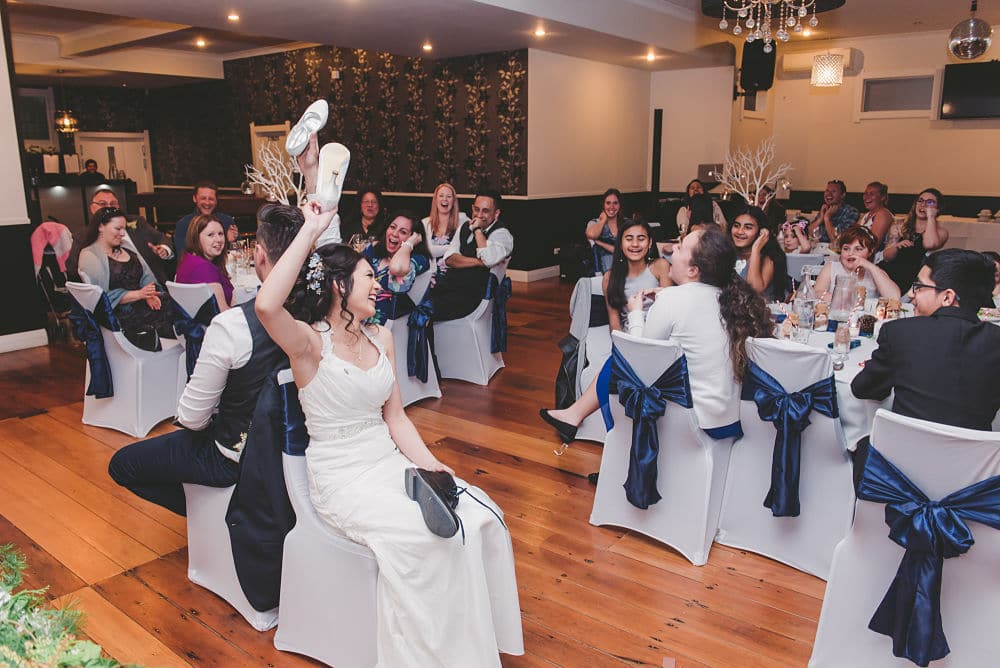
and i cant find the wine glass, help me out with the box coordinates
[348,234,366,253]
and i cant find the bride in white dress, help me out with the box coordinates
[255,202,523,667]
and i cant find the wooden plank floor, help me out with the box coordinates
[0,278,823,667]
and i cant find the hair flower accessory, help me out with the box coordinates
[306,252,326,294]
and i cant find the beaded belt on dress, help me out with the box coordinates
[329,418,383,439]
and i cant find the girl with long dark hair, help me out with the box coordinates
[360,210,432,325]
[586,187,626,273]
[730,206,787,300]
[602,218,672,332]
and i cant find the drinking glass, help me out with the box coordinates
[832,321,851,369]
[348,234,366,253]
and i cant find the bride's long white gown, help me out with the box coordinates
[298,328,523,667]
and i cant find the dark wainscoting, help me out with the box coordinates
[0,224,46,337]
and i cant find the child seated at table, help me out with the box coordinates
[781,219,812,254]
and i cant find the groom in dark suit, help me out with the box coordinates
[852,249,1000,431]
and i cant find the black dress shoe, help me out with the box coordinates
[539,408,578,444]
[405,468,460,538]
[587,472,600,485]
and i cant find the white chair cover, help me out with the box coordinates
[590,331,737,566]
[716,338,853,580]
[182,483,278,631]
[810,410,1000,667]
[385,270,441,407]
[576,275,610,443]
[434,257,510,386]
[166,281,216,406]
[273,370,379,667]
[66,281,182,437]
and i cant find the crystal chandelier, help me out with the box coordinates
[718,1,819,53]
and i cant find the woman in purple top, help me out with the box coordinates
[176,214,234,310]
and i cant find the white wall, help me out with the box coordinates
[0,28,29,228]
[731,30,1000,197]
[649,66,734,192]
[527,49,650,197]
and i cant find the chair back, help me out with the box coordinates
[167,281,214,316]
[717,337,851,579]
[810,409,1000,667]
[590,331,733,565]
[489,256,511,283]
[408,269,433,305]
[65,281,103,312]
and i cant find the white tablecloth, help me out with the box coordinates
[786,253,826,279]
[800,330,889,450]
[231,271,260,305]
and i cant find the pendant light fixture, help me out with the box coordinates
[54,70,78,134]
[949,0,993,60]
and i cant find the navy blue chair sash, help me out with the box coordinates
[485,274,512,354]
[68,291,120,399]
[857,444,1000,667]
[741,360,839,517]
[588,293,610,328]
[596,345,693,509]
[406,297,434,382]
[278,380,309,456]
[173,295,220,380]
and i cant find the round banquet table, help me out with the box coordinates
[799,329,890,450]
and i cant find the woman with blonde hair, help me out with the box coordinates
[422,182,469,274]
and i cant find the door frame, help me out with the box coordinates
[76,130,154,193]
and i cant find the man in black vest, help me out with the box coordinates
[431,188,514,321]
[108,204,304,514]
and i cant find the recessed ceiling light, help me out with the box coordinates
[802,29,812,37]
[227,13,240,22]
[196,38,207,48]
[646,51,656,62]
[534,27,546,37]
[422,42,433,52]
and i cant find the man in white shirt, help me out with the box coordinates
[108,204,304,515]
[431,188,514,321]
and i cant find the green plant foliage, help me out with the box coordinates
[0,544,129,668]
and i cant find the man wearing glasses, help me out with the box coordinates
[808,180,859,243]
[67,186,175,284]
[852,249,1000,431]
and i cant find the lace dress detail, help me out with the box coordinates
[297,327,523,666]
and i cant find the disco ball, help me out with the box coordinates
[949,16,993,59]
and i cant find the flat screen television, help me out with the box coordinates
[940,60,1000,119]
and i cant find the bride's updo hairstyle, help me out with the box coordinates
[285,243,365,331]
[689,225,774,381]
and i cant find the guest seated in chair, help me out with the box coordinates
[173,180,235,257]
[429,187,513,322]
[602,218,672,332]
[361,210,431,325]
[585,188,626,273]
[422,182,468,276]
[808,179,859,244]
[676,179,726,234]
[879,188,950,294]
[540,226,773,446]
[852,249,1000,431]
[175,215,234,311]
[77,207,178,351]
[731,206,787,301]
[780,219,812,254]
[982,250,1000,305]
[657,194,718,257]
[857,181,894,248]
[67,186,174,285]
[108,203,304,515]
[813,225,900,301]
[341,186,385,243]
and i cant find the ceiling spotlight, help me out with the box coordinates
[803,29,812,37]
[195,38,207,48]
[646,51,656,62]
[534,27,546,37]
[422,42,433,52]
[227,13,240,22]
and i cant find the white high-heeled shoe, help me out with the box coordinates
[285,99,328,157]
[315,143,351,212]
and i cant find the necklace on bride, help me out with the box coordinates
[329,326,364,364]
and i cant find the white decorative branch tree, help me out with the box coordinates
[244,140,303,205]
[719,137,792,209]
